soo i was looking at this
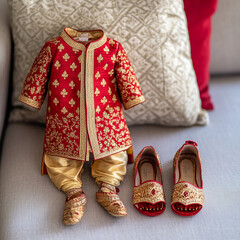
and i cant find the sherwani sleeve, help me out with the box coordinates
[18,41,52,110]
[115,43,145,110]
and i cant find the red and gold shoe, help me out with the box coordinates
[171,141,204,216]
[63,188,87,225]
[133,146,166,216]
[96,182,127,217]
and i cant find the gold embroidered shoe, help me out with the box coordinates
[171,141,204,216]
[96,182,127,217]
[63,188,87,225]
[133,146,166,216]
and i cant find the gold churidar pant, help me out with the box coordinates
[45,151,127,193]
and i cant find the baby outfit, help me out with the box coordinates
[19,27,145,224]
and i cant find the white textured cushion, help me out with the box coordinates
[9,0,208,126]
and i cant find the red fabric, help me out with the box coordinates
[171,203,202,217]
[134,202,166,217]
[19,29,145,172]
[184,0,218,110]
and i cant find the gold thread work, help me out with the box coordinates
[19,95,42,109]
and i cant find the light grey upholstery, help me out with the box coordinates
[0,0,11,140]
[1,0,240,239]
[210,0,240,74]
[1,77,240,240]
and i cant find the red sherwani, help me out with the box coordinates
[19,28,145,174]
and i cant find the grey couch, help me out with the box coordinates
[1,0,240,240]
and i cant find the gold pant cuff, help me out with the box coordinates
[44,154,84,193]
[91,151,128,187]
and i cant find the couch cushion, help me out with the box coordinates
[184,0,218,110]
[9,0,207,126]
[1,76,240,240]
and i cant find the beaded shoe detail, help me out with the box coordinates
[96,182,127,217]
[63,188,87,225]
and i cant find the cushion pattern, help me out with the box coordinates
[9,0,208,126]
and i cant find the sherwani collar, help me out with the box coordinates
[60,27,107,50]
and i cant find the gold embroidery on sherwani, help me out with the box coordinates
[77,72,81,81]
[63,53,70,61]
[60,28,107,50]
[69,99,76,107]
[19,43,52,109]
[96,106,101,113]
[103,64,108,70]
[61,107,68,114]
[62,71,68,79]
[73,48,80,54]
[109,39,115,46]
[61,89,68,97]
[83,33,122,159]
[54,60,61,70]
[30,87,35,95]
[101,78,106,87]
[53,79,59,88]
[95,105,132,154]
[112,94,117,102]
[95,71,100,79]
[103,46,109,54]
[45,113,80,157]
[101,96,107,105]
[108,69,114,76]
[58,44,64,52]
[53,97,59,105]
[21,28,145,166]
[78,55,82,63]
[19,95,41,109]
[97,54,103,63]
[124,96,145,109]
[79,49,87,160]
[85,48,100,156]
[115,46,145,110]
[70,62,77,71]
[51,37,61,46]
[108,87,112,95]
[95,88,100,96]
[111,54,116,63]
[69,81,75,89]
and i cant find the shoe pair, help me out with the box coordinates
[63,141,204,225]
[133,141,204,217]
[63,182,127,225]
